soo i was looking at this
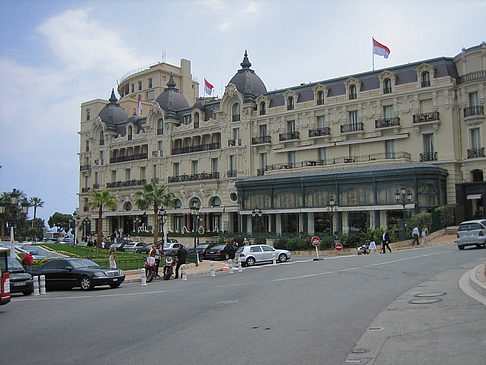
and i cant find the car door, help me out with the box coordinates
[249,246,263,262]
[260,245,276,262]
[41,260,67,289]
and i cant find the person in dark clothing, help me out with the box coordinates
[175,245,187,279]
[381,228,392,253]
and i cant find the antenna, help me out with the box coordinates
[162,49,166,62]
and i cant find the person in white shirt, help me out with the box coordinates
[412,226,420,246]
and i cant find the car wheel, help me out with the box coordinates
[80,276,93,290]
[458,245,465,250]
[225,253,230,260]
[278,253,287,263]
[246,257,256,266]
[109,283,121,288]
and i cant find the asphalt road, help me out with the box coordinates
[1,242,484,365]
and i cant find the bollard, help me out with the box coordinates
[140,268,147,286]
[238,256,243,273]
[210,261,216,277]
[272,252,277,265]
[33,276,40,296]
[228,259,234,274]
[182,264,187,281]
[39,275,46,295]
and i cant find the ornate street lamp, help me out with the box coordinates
[134,216,141,233]
[72,210,79,245]
[158,208,168,246]
[327,197,337,243]
[395,188,412,216]
[252,207,263,235]
[190,203,201,266]
[82,218,91,239]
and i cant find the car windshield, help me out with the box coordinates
[69,259,100,268]
[7,257,24,271]
[458,223,482,231]
[212,244,225,250]
[197,244,209,249]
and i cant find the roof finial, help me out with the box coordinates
[167,73,176,88]
[240,50,252,69]
[109,89,118,103]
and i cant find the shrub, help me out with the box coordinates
[406,213,432,237]
[254,235,266,244]
[344,233,364,248]
[434,204,456,228]
[320,236,334,249]
[274,237,287,249]
[286,237,308,251]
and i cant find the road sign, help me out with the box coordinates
[335,243,343,251]
[311,236,320,247]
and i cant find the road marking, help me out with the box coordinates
[13,290,169,302]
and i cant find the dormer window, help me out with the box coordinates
[232,102,240,122]
[287,96,294,110]
[100,131,104,145]
[127,126,133,140]
[183,115,192,125]
[349,85,357,100]
[194,112,199,128]
[260,101,266,115]
[157,118,163,135]
[421,72,430,87]
[384,78,392,94]
[317,91,324,105]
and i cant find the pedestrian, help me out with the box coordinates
[369,232,377,253]
[175,244,187,279]
[22,251,33,274]
[243,237,249,246]
[412,226,420,246]
[109,246,117,269]
[421,226,429,245]
[381,228,392,253]
[153,243,162,277]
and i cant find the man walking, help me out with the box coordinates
[381,228,392,253]
[412,226,420,246]
[175,245,187,279]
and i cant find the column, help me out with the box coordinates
[276,214,282,235]
[308,212,315,235]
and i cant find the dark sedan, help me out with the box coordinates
[34,258,125,291]
[204,244,238,260]
[7,258,33,295]
[195,242,218,260]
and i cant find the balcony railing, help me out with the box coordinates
[252,135,271,145]
[340,123,364,133]
[420,152,438,162]
[171,143,220,155]
[375,117,400,129]
[383,87,392,94]
[80,165,91,171]
[106,179,147,189]
[227,170,237,177]
[309,127,331,137]
[464,106,484,118]
[168,172,220,183]
[457,70,486,84]
[467,147,485,159]
[421,80,430,87]
[110,153,148,164]
[413,112,440,124]
[228,139,241,147]
[279,132,300,142]
[81,187,90,193]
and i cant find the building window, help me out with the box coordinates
[192,160,198,174]
[232,103,240,122]
[287,120,296,133]
[148,78,152,88]
[421,71,430,87]
[260,101,266,115]
[87,109,91,120]
[138,81,142,91]
[100,131,104,145]
[259,124,267,136]
[233,128,240,140]
[422,133,435,161]
[472,169,483,182]
[229,155,235,172]
[469,92,479,107]
[317,91,324,105]
[384,105,394,120]
[349,111,358,127]
[131,84,134,93]
[128,126,133,140]
[86,140,89,152]
[288,151,296,167]
[471,128,481,150]
[140,166,146,180]
[211,158,218,173]
[173,163,179,177]
[95,172,98,185]
[260,153,267,169]
[111,170,117,182]
[158,140,163,152]
[349,85,357,99]
[146,90,155,99]
[317,116,325,129]
[153,164,157,179]
[194,112,199,128]
[100,151,104,165]
[125,168,131,181]
[183,115,191,125]
[287,96,294,110]
[385,140,395,158]
[383,78,392,94]
[318,147,326,163]
[157,118,163,135]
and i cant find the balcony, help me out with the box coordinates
[308,127,330,137]
[168,172,220,183]
[413,112,440,124]
[252,135,271,145]
[110,153,148,164]
[227,170,237,177]
[340,123,364,134]
[467,147,485,159]
[106,179,147,189]
[375,117,400,129]
[420,152,438,162]
[81,187,90,193]
[171,143,220,155]
[279,132,300,142]
[464,106,484,118]
[457,70,486,84]
[228,139,242,147]
[80,165,91,171]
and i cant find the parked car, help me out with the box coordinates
[236,245,291,266]
[195,242,218,260]
[7,257,33,295]
[456,219,486,250]
[34,258,125,291]
[110,241,129,252]
[135,243,152,254]
[123,241,148,253]
[205,244,238,260]
[160,240,193,256]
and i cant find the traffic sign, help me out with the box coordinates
[311,236,320,247]
[335,243,343,251]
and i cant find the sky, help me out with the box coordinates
[0,0,485,225]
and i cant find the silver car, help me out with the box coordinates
[456,219,486,250]
[236,244,291,266]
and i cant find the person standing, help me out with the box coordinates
[22,251,33,274]
[412,226,420,246]
[421,226,429,245]
[381,228,392,253]
[243,238,249,246]
[369,232,377,253]
[175,245,187,279]
[109,246,117,269]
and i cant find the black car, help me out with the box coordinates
[205,244,238,260]
[195,242,218,260]
[135,243,152,254]
[7,257,33,295]
[34,258,125,291]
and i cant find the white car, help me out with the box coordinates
[456,219,486,250]
[236,244,291,266]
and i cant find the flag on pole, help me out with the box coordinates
[137,95,142,116]
[204,79,214,95]
[373,38,390,59]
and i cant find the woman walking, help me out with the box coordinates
[421,226,429,245]
[109,246,117,269]
[369,232,377,253]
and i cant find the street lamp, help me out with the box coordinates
[158,208,168,246]
[327,197,337,242]
[134,216,141,233]
[190,203,201,266]
[252,207,263,235]
[82,218,91,240]
[72,210,79,245]
[395,188,412,216]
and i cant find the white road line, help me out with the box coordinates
[13,290,169,302]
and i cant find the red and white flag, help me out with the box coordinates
[373,38,390,59]
[204,79,214,95]
[137,96,141,116]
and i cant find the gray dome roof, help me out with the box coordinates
[155,74,189,112]
[192,99,206,111]
[229,51,267,102]
[98,89,128,124]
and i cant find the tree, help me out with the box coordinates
[135,181,175,245]
[88,189,117,248]
[48,212,72,233]
[29,197,44,228]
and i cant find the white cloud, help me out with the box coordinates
[245,1,258,13]
[218,21,232,33]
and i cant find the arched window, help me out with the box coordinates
[99,131,104,145]
[194,112,199,128]
[190,197,201,208]
[174,199,182,208]
[384,79,392,94]
[157,118,163,135]
[232,103,240,122]
[211,196,222,207]
[317,91,324,105]
[421,72,430,87]
[471,169,484,182]
[287,96,294,110]
[127,126,133,140]
[349,85,357,99]
[260,101,266,115]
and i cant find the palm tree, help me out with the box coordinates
[88,189,117,248]
[135,181,175,245]
[29,196,44,227]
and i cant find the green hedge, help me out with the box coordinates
[405,213,432,237]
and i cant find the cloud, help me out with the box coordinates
[218,21,232,33]
[245,1,258,13]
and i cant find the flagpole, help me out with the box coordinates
[372,37,375,71]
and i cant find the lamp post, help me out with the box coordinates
[82,218,91,240]
[252,207,263,236]
[327,197,337,247]
[72,210,79,245]
[190,203,200,266]
[158,208,168,247]
[395,188,412,216]
[134,216,141,233]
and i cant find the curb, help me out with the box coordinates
[470,263,486,298]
